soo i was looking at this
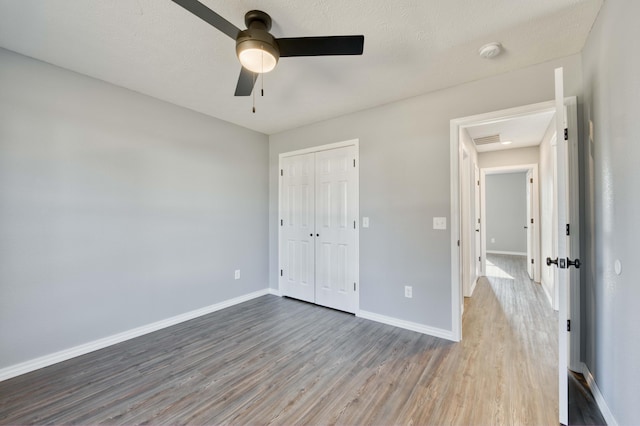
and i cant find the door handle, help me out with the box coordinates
[547,257,567,268]
[567,258,581,269]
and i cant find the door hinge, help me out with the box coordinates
[531,218,534,224]
[478,218,480,224]
[280,219,283,226]
[457,240,460,247]
[477,180,480,186]
[478,256,481,262]
[567,320,571,332]
[280,169,283,176]
[564,128,569,141]
[353,220,356,229]
[280,269,283,276]
[353,159,356,167]
[354,282,356,291]
[531,258,534,264]
[566,224,570,236]
[530,178,533,184]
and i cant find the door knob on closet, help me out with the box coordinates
[546,257,558,266]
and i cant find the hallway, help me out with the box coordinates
[462,253,558,424]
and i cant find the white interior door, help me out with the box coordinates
[280,153,316,303]
[314,146,358,313]
[526,170,534,279]
[474,165,482,279]
[554,67,570,426]
[280,144,358,314]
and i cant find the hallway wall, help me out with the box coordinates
[485,173,527,254]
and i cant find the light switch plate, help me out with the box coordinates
[433,217,447,230]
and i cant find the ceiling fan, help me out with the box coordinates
[171,0,365,96]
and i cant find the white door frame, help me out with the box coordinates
[451,86,579,426]
[278,139,360,314]
[461,147,471,299]
[480,164,540,283]
[526,169,535,280]
[450,99,579,348]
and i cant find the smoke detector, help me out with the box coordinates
[479,42,503,59]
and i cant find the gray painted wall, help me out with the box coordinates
[485,173,527,254]
[478,146,540,169]
[581,1,640,424]
[269,55,583,331]
[0,48,269,369]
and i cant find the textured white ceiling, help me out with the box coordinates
[0,0,602,135]
[466,109,556,152]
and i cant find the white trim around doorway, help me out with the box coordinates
[450,100,556,342]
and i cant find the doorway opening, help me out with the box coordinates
[452,69,581,425]
[450,98,580,365]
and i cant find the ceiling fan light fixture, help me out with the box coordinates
[236,29,279,73]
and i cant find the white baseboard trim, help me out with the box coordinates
[267,288,282,297]
[0,288,272,382]
[357,310,455,342]
[581,362,618,426]
[470,277,478,296]
[486,250,527,256]
[540,278,554,308]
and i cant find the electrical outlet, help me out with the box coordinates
[404,285,412,298]
[234,269,240,280]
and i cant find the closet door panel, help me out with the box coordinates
[280,153,315,303]
[314,146,357,313]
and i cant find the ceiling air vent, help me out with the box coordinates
[473,134,501,146]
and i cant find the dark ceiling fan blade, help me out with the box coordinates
[172,0,241,40]
[276,35,364,57]
[234,67,257,96]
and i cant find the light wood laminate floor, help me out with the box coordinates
[1,254,558,424]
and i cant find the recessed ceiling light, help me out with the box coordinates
[479,42,503,59]
[501,140,513,145]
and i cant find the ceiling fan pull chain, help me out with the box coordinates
[252,80,256,113]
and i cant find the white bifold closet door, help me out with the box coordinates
[280,145,358,313]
